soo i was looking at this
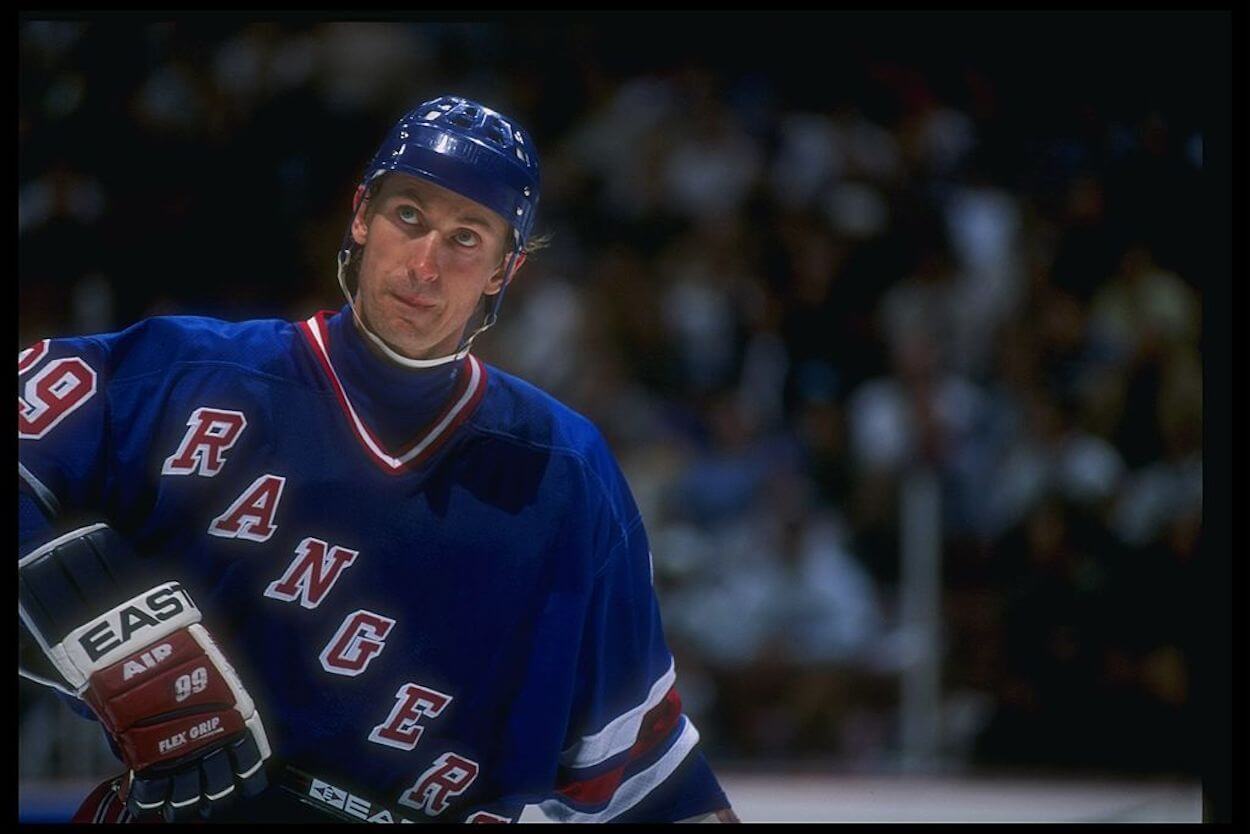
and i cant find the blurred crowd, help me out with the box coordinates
[20,20,1204,777]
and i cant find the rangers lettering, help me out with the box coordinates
[18,357,98,439]
[368,683,453,751]
[208,474,286,542]
[319,610,395,677]
[161,408,247,477]
[399,753,479,817]
[264,538,359,610]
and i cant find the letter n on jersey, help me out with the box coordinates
[264,538,359,610]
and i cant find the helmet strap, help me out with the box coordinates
[453,243,523,354]
[335,248,471,369]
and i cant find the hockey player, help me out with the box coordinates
[19,95,739,823]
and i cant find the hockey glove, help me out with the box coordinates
[18,523,271,821]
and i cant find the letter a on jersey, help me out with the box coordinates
[264,537,359,610]
[208,474,286,542]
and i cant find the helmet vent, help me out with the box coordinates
[488,122,511,147]
[446,102,480,128]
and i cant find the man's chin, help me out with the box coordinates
[354,311,449,361]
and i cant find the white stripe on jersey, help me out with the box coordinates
[19,461,62,516]
[540,717,700,822]
[559,658,677,769]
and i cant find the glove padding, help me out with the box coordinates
[19,524,271,820]
[76,603,270,820]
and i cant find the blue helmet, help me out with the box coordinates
[337,95,542,364]
[355,94,540,250]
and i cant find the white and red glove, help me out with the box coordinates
[19,524,271,821]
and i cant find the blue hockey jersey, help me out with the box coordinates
[17,307,729,823]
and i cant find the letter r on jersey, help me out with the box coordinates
[162,408,247,477]
[368,683,453,751]
[399,753,480,817]
[319,610,395,677]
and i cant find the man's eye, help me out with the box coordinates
[397,206,419,224]
[454,230,480,247]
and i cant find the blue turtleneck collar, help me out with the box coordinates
[324,305,464,451]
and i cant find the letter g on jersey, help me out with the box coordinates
[319,610,395,677]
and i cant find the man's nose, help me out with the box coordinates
[407,232,440,282]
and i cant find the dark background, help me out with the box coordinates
[18,10,1237,821]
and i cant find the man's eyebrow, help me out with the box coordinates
[394,188,497,232]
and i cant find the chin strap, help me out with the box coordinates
[335,243,522,371]
[335,251,467,369]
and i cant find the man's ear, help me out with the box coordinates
[351,185,369,246]
[485,251,526,296]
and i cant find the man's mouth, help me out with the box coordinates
[391,291,437,310]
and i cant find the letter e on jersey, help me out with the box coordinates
[319,610,395,677]
[208,474,286,542]
[264,538,359,610]
[162,408,247,477]
[368,683,453,751]
[399,753,479,817]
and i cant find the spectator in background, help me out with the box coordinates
[846,329,990,566]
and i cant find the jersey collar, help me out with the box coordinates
[297,311,488,475]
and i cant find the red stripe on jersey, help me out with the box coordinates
[296,312,487,475]
[555,686,684,807]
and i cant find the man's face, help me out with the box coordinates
[350,174,521,360]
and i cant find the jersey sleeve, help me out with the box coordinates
[18,321,191,538]
[18,336,119,723]
[538,448,730,823]
[19,334,118,526]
